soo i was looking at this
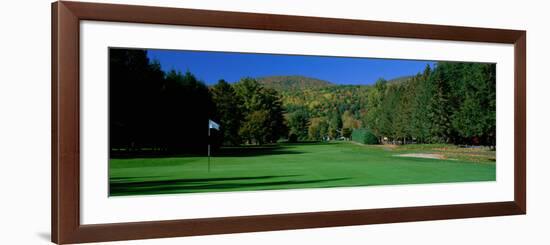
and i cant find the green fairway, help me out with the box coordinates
[109,142,495,196]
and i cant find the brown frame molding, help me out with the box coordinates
[52,1,526,244]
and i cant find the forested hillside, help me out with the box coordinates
[257,75,333,91]
[256,62,496,146]
[110,49,496,155]
[258,76,370,141]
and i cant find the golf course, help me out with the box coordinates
[109,141,495,196]
[109,49,497,197]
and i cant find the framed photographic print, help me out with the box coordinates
[52,1,526,244]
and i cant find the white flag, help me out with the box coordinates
[208,119,220,130]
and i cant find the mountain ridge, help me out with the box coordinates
[256,74,416,92]
[257,75,334,91]
[387,75,415,85]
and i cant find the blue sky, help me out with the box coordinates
[147,49,435,85]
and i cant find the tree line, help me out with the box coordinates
[110,49,496,155]
[109,49,287,155]
[210,78,287,146]
[272,63,496,146]
[110,49,214,154]
[364,63,496,145]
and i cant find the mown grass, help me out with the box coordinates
[109,141,496,196]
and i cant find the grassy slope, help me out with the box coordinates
[109,142,495,196]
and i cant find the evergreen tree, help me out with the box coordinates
[365,79,387,142]
[410,72,432,143]
[161,70,214,151]
[427,64,453,143]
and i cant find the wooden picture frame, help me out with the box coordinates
[51,1,526,244]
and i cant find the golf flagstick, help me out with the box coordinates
[207,119,220,172]
[208,125,211,172]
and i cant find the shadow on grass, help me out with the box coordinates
[110,174,298,183]
[111,144,306,159]
[281,141,332,146]
[215,145,304,157]
[110,174,349,196]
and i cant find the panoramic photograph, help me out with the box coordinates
[109,48,496,197]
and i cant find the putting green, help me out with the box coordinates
[109,142,495,196]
